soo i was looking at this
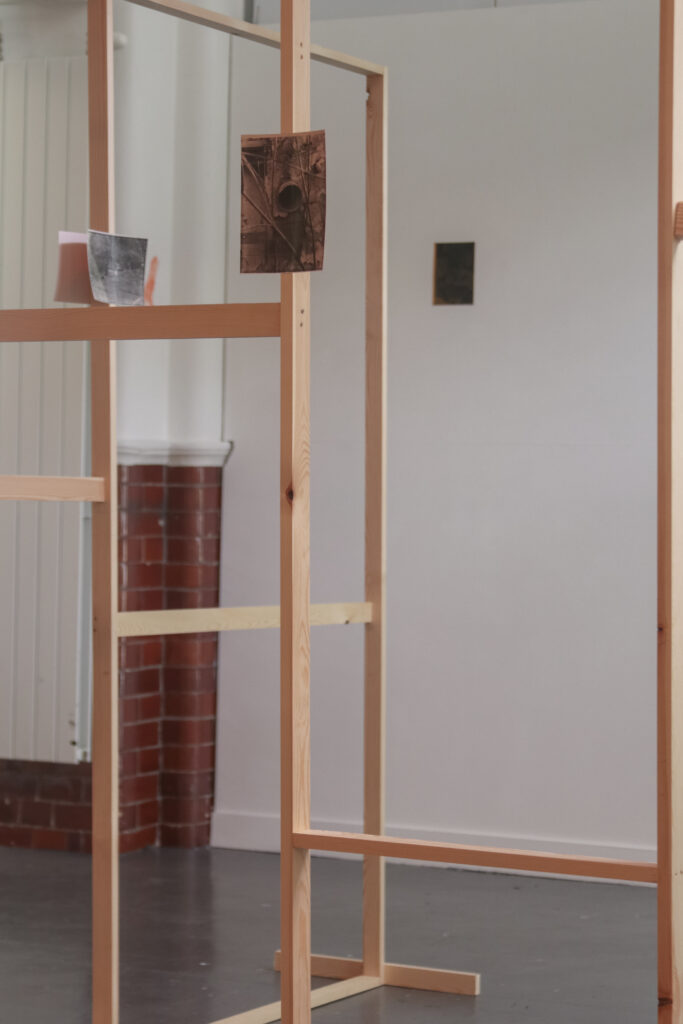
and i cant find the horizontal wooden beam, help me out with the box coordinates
[0,475,106,502]
[117,601,373,637]
[272,952,481,996]
[209,975,382,1024]
[0,303,281,343]
[292,830,659,884]
[125,0,386,77]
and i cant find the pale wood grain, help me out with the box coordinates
[88,3,118,1022]
[0,303,281,342]
[116,602,372,637]
[209,976,382,1024]
[292,830,658,884]
[125,0,385,77]
[658,2,683,1019]
[0,475,105,502]
[272,952,480,996]
[363,70,388,982]
[280,3,312,1022]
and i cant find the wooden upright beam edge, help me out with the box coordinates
[272,952,481,997]
[0,303,281,343]
[124,0,387,77]
[292,830,659,884]
[0,475,106,502]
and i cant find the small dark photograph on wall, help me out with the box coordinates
[241,130,326,274]
[433,242,475,305]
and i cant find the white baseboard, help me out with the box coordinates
[211,809,656,881]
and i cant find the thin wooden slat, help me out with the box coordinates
[124,0,385,77]
[272,952,481,997]
[383,963,479,997]
[0,476,105,502]
[0,303,281,343]
[658,1,683,1018]
[209,976,382,1024]
[280,2,312,1023]
[116,602,372,637]
[363,70,388,982]
[88,3,118,1024]
[292,830,658,885]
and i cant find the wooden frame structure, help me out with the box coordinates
[0,0,681,1021]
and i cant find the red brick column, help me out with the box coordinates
[161,468,221,847]
[118,466,165,852]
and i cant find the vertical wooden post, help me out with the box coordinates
[658,2,683,1022]
[362,71,388,982]
[280,1,312,1023]
[88,2,118,1023]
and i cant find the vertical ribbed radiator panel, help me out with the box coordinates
[0,57,89,763]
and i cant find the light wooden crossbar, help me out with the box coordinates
[116,602,372,637]
[0,303,281,342]
[272,952,481,996]
[0,475,106,502]
[125,0,386,77]
[291,830,658,885]
[209,976,383,1024]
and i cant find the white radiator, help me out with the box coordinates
[0,56,89,763]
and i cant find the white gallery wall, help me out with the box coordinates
[113,0,241,462]
[212,0,660,863]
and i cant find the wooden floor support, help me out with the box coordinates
[0,302,281,342]
[272,952,481,997]
[209,976,383,1024]
[0,475,106,502]
[292,830,658,885]
[116,602,372,638]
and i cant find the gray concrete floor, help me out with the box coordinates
[0,846,656,1023]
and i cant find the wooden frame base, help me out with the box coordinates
[209,976,383,1024]
[272,952,481,996]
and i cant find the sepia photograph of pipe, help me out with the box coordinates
[240,130,326,274]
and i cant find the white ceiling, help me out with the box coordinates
[253,0,592,24]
